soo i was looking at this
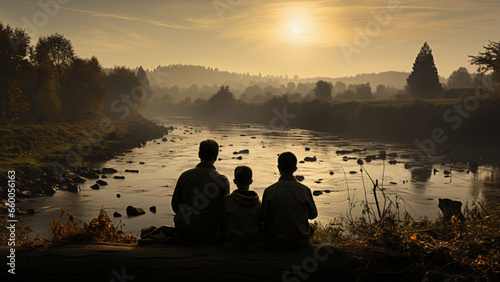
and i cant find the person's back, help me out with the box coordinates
[171,139,229,244]
[262,152,318,248]
[221,166,262,249]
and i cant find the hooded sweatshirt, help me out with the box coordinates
[221,189,262,245]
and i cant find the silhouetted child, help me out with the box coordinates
[221,166,263,250]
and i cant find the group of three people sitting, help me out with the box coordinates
[171,139,318,249]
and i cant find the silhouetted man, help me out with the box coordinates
[262,152,318,248]
[171,139,230,244]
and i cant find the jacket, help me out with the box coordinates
[171,162,230,243]
[262,174,318,248]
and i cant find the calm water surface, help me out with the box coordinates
[18,116,500,237]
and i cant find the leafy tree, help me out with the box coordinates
[356,83,374,99]
[469,41,500,73]
[334,81,347,93]
[0,23,30,120]
[447,67,473,89]
[406,42,442,98]
[36,33,75,112]
[25,45,61,121]
[314,80,333,101]
[469,41,500,95]
[208,85,235,105]
[137,66,152,100]
[286,82,296,93]
[105,66,144,119]
[64,57,107,120]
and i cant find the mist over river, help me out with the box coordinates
[18,116,500,238]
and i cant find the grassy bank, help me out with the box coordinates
[0,114,169,197]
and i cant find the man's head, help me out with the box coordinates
[278,151,297,175]
[234,165,253,190]
[198,139,219,164]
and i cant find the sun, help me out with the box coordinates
[281,5,317,44]
[292,26,304,35]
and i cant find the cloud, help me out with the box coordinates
[185,0,500,48]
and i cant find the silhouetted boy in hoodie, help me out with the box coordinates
[221,166,263,249]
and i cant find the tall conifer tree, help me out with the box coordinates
[406,42,442,98]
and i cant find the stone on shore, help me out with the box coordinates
[96,180,108,186]
[67,184,81,193]
[102,168,118,174]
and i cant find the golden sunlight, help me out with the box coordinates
[280,4,322,45]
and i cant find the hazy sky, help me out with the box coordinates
[1,0,499,78]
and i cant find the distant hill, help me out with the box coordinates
[142,64,422,91]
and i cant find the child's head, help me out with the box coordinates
[234,165,253,190]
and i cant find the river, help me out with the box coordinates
[18,116,500,238]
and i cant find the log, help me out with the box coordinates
[1,243,359,282]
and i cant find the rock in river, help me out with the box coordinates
[113,176,125,179]
[66,184,81,193]
[90,184,100,190]
[150,206,157,213]
[295,175,305,182]
[313,190,323,196]
[96,180,108,186]
[125,169,139,173]
[102,167,118,174]
[127,206,146,216]
[73,176,87,183]
[304,156,317,162]
[113,212,122,217]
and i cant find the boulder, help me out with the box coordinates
[295,175,305,182]
[150,206,157,213]
[388,160,398,165]
[349,171,357,174]
[81,171,99,179]
[96,180,108,186]
[139,162,145,164]
[116,194,121,198]
[305,147,310,151]
[102,168,118,174]
[329,171,334,175]
[73,176,87,183]
[113,212,122,217]
[90,184,100,190]
[41,184,57,196]
[113,176,125,179]
[101,174,108,179]
[162,137,168,142]
[126,206,145,216]
[66,184,81,193]
[140,225,175,240]
[313,190,323,196]
[438,199,464,222]
[357,159,364,165]
[304,156,317,162]
[125,169,139,173]
[238,149,249,154]
[237,156,243,160]
[324,190,331,193]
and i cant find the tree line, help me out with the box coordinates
[0,23,149,123]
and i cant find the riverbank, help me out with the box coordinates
[2,203,498,281]
[0,114,170,202]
